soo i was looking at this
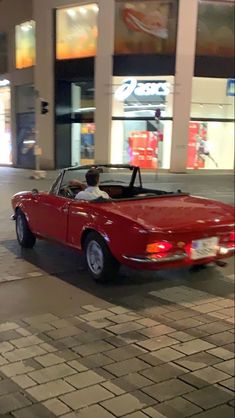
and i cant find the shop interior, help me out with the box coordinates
[187,78,234,170]
[71,81,95,167]
[111,76,174,169]
[0,82,11,165]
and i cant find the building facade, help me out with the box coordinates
[0,0,234,172]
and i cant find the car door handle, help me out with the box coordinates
[61,207,69,213]
[71,210,88,217]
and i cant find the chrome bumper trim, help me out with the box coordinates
[219,246,235,255]
[123,253,187,264]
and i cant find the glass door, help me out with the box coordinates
[71,81,95,167]
[0,86,12,165]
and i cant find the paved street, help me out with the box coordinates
[0,167,234,418]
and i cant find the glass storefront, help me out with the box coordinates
[111,76,174,169]
[187,78,234,170]
[71,80,95,166]
[56,4,99,60]
[115,0,178,55]
[15,20,36,69]
[112,1,177,170]
[0,83,11,165]
[16,85,36,168]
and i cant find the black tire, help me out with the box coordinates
[84,231,120,282]
[16,210,36,248]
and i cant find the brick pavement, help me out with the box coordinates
[0,291,234,418]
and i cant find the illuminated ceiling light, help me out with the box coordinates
[20,21,33,32]
[92,4,99,13]
[80,7,87,15]
[67,8,77,18]
[21,24,30,32]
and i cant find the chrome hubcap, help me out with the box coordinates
[87,240,104,275]
[17,216,24,242]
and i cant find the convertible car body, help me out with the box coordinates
[12,164,235,281]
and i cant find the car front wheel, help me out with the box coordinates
[16,210,36,248]
[84,232,120,282]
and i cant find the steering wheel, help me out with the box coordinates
[61,187,74,199]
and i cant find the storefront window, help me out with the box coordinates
[56,4,99,60]
[15,21,36,69]
[187,78,234,170]
[196,0,234,57]
[0,33,7,73]
[111,76,174,169]
[0,82,11,165]
[71,80,95,166]
[16,85,36,168]
[115,0,178,55]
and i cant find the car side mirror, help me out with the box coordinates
[32,188,39,195]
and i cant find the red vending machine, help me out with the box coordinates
[128,131,158,169]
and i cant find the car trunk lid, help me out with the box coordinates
[107,194,234,233]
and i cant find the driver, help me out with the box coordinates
[75,168,110,201]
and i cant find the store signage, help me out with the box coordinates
[227,79,235,96]
[115,78,170,101]
[0,79,10,87]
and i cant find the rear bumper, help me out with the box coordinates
[123,253,187,264]
[218,246,235,256]
[122,246,235,270]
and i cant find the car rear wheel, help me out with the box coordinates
[84,232,120,282]
[16,210,36,248]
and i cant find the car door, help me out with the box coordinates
[67,200,93,249]
[30,193,70,243]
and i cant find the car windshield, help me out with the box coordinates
[61,166,138,188]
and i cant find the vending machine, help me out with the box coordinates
[128,131,159,169]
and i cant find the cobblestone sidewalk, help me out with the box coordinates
[0,288,234,418]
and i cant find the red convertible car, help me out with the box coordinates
[12,164,235,282]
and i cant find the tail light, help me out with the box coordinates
[228,231,235,249]
[229,231,235,242]
[146,241,173,254]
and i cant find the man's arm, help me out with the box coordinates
[68,179,86,190]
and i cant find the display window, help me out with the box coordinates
[16,85,36,168]
[15,21,35,69]
[187,78,234,170]
[0,84,12,165]
[111,76,174,169]
[56,4,99,60]
[115,0,178,55]
[71,81,95,167]
[196,0,234,58]
[80,123,95,165]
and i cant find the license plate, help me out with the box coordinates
[191,237,219,260]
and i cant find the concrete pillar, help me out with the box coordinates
[94,0,115,164]
[33,0,54,170]
[170,0,198,173]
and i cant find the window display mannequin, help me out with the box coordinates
[197,137,218,168]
